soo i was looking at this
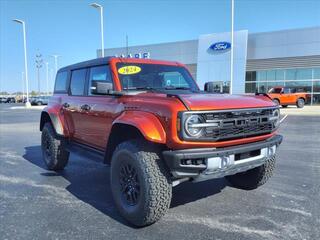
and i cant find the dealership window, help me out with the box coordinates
[314,68,320,79]
[245,67,320,104]
[257,70,267,81]
[267,70,276,81]
[245,71,256,82]
[314,81,320,93]
[275,69,285,80]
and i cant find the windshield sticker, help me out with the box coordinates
[118,66,141,75]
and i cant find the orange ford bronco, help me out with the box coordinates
[40,57,282,226]
[267,86,308,108]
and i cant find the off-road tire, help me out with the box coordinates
[226,156,276,190]
[41,122,69,170]
[110,139,172,227]
[272,99,280,106]
[296,98,305,108]
[281,105,288,108]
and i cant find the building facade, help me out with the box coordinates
[98,27,320,104]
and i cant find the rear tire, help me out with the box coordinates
[272,99,280,106]
[226,156,276,190]
[110,139,172,227]
[296,98,305,108]
[41,122,69,170]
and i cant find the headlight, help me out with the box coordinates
[270,108,280,127]
[184,115,205,137]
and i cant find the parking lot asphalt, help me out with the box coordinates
[0,103,319,240]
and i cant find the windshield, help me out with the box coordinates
[268,88,282,93]
[116,62,199,92]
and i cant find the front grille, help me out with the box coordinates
[181,107,278,142]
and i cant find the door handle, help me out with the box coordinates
[81,104,91,111]
[62,102,70,108]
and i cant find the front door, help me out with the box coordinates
[77,65,121,150]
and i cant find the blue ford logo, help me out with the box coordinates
[209,42,231,52]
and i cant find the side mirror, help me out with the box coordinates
[90,80,113,95]
[204,82,215,93]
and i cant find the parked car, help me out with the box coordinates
[4,97,16,103]
[31,96,50,105]
[0,97,7,103]
[40,57,282,227]
[267,86,308,108]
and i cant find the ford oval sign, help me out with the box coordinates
[209,42,231,52]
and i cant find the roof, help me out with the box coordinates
[58,56,183,72]
[58,57,113,72]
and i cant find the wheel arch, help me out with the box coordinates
[104,111,167,164]
[40,111,64,136]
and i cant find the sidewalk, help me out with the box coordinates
[10,105,45,110]
[280,105,320,116]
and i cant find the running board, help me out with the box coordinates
[65,141,106,163]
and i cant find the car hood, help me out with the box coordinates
[178,93,275,111]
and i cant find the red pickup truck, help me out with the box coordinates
[40,57,282,226]
[267,86,308,108]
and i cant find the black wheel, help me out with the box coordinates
[111,139,172,227]
[226,156,276,190]
[41,122,69,170]
[272,99,280,106]
[37,101,42,106]
[296,98,305,108]
[281,105,288,108]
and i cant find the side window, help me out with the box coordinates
[88,65,113,95]
[54,71,68,92]
[283,88,290,94]
[70,69,87,96]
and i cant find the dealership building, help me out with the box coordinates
[98,27,320,104]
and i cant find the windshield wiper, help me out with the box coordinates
[123,87,159,91]
[164,86,191,90]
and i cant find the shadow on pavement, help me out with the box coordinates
[23,145,227,227]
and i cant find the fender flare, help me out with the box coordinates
[113,111,166,144]
[40,108,65,136]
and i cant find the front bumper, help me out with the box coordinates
[162,135,283,182]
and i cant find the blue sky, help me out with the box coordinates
[1,0,320,93]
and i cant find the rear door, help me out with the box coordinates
[63,68,89,144]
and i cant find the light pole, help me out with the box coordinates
[229,0,234,95]
[90,3,105,58]
[21,71,25,100]
[50,54,60,76]
[13,19,30,107]
[45,62,49,96]
[35,53,43,95]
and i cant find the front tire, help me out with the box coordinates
[226,156,276,190]
[281,105,288,108]
[272,99,280,106]
[296,98,305,108]
[110,140,172,227]
[41,122,69,170]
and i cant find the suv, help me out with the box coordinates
[267,86,308,108]
[40,57,282,226]
[31,96,50,105]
